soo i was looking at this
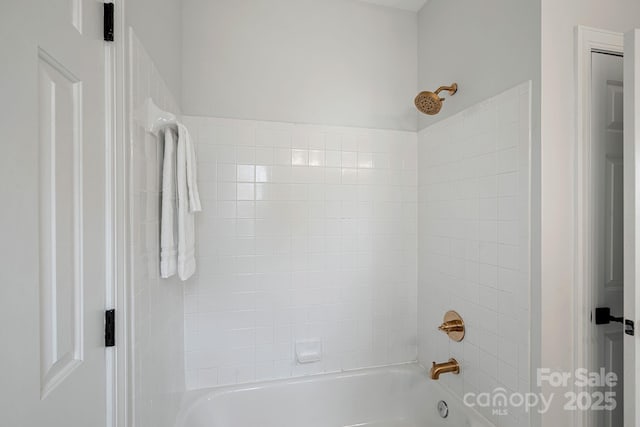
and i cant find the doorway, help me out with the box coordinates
[590,50,624,427]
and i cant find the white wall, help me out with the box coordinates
[183,116,418,389]
[129,30,185,427]
[181,0,418,131]
[417,0,540,131]
[540,2,640,425]
[417,82,532,427]
[126,0,182,100]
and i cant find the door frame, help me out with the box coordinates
[575,25,624,427]
[105,1,131,427]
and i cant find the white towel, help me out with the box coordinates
[177,123,201,281]
[160,128,178,278]
[181,123,202,213]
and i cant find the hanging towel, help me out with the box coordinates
[176,123,202,281]
[181,123,202,213]
[160,128,178,278]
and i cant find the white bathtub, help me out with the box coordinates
[175,364,493,427]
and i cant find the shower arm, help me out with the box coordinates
[434,84,458,97]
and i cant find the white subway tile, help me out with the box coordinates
[309,150,325,167]
[237,165,255,182]
[417,83,531,416]
[131,32,184,426]
[185,118,418,389]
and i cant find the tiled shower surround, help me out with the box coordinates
[182,117,419,389]
[179,83,532,424]
[129,31,185,427]
[418,82,531,427]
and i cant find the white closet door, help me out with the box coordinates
[0,0,111,425]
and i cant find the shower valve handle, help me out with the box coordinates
[438,320,464,333]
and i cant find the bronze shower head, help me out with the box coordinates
[415,83,458,115]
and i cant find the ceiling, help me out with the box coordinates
[357,0,428,12]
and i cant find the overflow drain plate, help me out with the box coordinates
[437,400,449,418]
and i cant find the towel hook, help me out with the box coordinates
[145,98,177,136]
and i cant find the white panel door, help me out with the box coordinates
[624,28,640,427]
[592,51,624,427]
[0,0,110,426]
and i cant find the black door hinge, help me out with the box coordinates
[626,319,635,336]
[105,309,115,347]
[104,3,114,42]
